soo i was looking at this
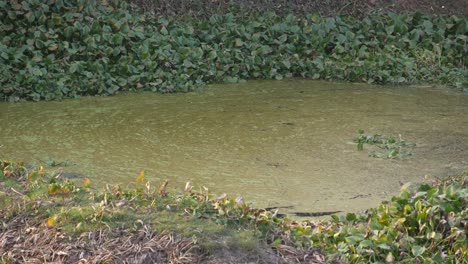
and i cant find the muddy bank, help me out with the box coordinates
[1,161,466,263]
[0,162,327,264]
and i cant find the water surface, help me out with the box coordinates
[1,80,467,214]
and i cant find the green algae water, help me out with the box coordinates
[1,80,467,215]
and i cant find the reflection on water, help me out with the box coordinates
[1,80,467,214]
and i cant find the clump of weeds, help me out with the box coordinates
[354,129,416,159]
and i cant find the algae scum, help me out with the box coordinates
[1,80,467,215]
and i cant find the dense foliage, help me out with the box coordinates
[0,0,467,101]
[289,176,468,263]
[1,160,467,263]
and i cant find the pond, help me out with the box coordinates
[1,80,467,215]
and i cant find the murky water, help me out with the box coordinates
[1,80,467,215]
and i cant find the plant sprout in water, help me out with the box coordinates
[354,130,415,159]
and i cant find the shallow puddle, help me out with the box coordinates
[1,80,467,215]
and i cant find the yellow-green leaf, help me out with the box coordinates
[136,169,145,183]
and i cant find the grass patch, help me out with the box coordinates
[0,159,466,263]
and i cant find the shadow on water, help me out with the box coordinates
[1,80,467,214]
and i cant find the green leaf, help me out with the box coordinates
[64,26,74,39]
[337,34,346,43]
[369,221,382,231]
[386,25,395,35]
[31,67,43,76]
[235,38,243,47]
[346,213,357,222]
[258,45,272,55]
[112,35,123,45]
[378,244,391,250]
[69,63,80,73]
[160,26,168,35]
[35,39,45,49]
[113,47,120,56]
[411,245,426,257]
[208,50,217,60]
[179,47,191,56]
[25,12,35,23]
[278,34,288,43]
[224,76,238,83]
[359,240,373,248]
[422,20,433,33]
[183,59,193,68]
[136,31,145,39]
[48,43,58,51]
[345,236,362,245]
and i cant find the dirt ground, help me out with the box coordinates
[0,183,327,264]
[129,0,468,18]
